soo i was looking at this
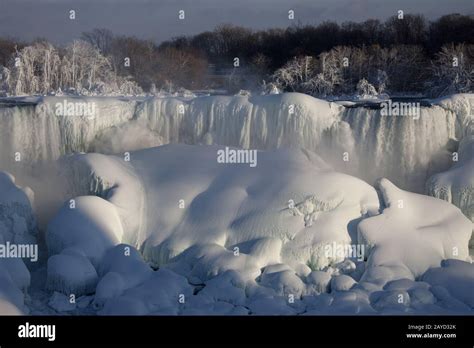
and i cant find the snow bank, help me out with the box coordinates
[358,178,472,286]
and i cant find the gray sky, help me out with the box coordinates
[0,0,472,44]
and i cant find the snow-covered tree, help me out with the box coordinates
[3,40,142,96]
[0,66,10,95]
[5,42,61,95]
[428,44,473,97]
[356,78,378,98]
[271,56,312,92]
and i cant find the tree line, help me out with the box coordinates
[0,13,472,97]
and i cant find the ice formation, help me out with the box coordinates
[426,94,474,223]
[1,93,472,195]
[0,92,473,315]
[0,172,37,314]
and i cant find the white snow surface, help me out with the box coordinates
[40,144,473,315]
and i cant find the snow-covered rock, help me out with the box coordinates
[98,244,152,285]
[46,196,124,267]
[48,291,76,312]
[99,268,193,315]
[259,269,306,298]
[421,259,474,308]
[46,248,98,296]
[93,272,125,310]
[330,274,357,292]
[305,271,332,294]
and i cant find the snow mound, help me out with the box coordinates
[358,178,472,286]
[330,274,357,292]
[305,271,332,294]
[65,145,379,272]
[46,196,124,267]
[46,248,98,296]
[97,244,152,288]
[60,153,146,248]
[99,268,192,315]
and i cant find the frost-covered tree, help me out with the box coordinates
[356,78,378,98]
[428,44,473,97]
[61,40,112,92]
[271,56,310,92]
[3,40,142,96]
[0,66,10,95]
[5,42,61,95]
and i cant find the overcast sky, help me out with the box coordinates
[0,0,472,44]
